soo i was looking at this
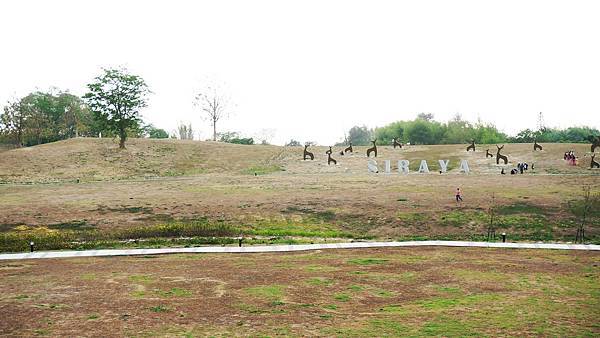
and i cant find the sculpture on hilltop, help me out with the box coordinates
[366,140,378,158]
[466,139,475,152]
[303,145,314,160]
[340,142,353,156]
[589,135,600,153]
[496,145,508,165]
[591,154,600,169]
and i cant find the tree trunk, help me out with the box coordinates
[119,127,126,149]
[213,120,217,141]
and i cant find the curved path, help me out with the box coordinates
[1,240,598,260]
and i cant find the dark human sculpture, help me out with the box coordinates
[392,138,403,149]
[366,140,378,158]
[466,139,475,152]
[303,145,314,160]
[496,145,508,165]
[591,154,600,169]
[325,146,333,155]
[533,140,543,151]
[327,152,337,165]
[486,149,494,158]
[589,135,600,153]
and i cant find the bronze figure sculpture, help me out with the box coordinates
[591,154,600,169]
[303,145,314,160]
[392,138,403,149]
[366,140,378,158]
[344,143,353,154]
[533,140,543,151]
[486,149,494,158]
[589,135,600,153]
[496,145,508,165]
[327,152,337,165]
[466,139,475,152]
[340,142,353,155]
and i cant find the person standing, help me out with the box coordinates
[455,187,463,203]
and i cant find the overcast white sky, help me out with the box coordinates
[1,0,599,145]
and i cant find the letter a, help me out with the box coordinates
[459,159,470,173]
[438,159,449,173]
[418,160,429,173]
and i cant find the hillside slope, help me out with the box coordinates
[0,138,597,183]
[0,138,286,183]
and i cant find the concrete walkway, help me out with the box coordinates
[1,241,598,260]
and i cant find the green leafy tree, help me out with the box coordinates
[285,139,302,146]
[18,91,93,145]
[374,121,406,145]
[218,131,240,142]
[229,137,254,145]
[146,125,169,139]
[0,99,26,147]
[406,120,433,144]
[416,112,434,121]
[83,68,150,149]
[347,125,372,145]
[217,131,253,145]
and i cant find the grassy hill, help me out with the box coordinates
[0,138,597,183]
[0,138,598,250]
[0,138,287,183]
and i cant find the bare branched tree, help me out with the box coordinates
[569,185,599,243]
[194,85,230,141]
[487,193,496,241]
[255,128,276,145]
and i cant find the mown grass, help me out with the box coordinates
[244,285,284,300]
[348,258,389,265]
[242,165,284,175]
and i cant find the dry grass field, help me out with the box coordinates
[1,247,598,337]
[0,138,598,183]
[0,138,599,337]
[0,138,598,250]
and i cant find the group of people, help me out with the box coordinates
[564,151,577,165]
[500,162,533,175]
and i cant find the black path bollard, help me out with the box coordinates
[501,233,506,243]
[29,241,35,252]
[239,238,243,247]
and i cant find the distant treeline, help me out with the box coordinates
[1,92,598,148]
[0,89,259,147]
[337,113,598,146]
[0,89,168,147]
